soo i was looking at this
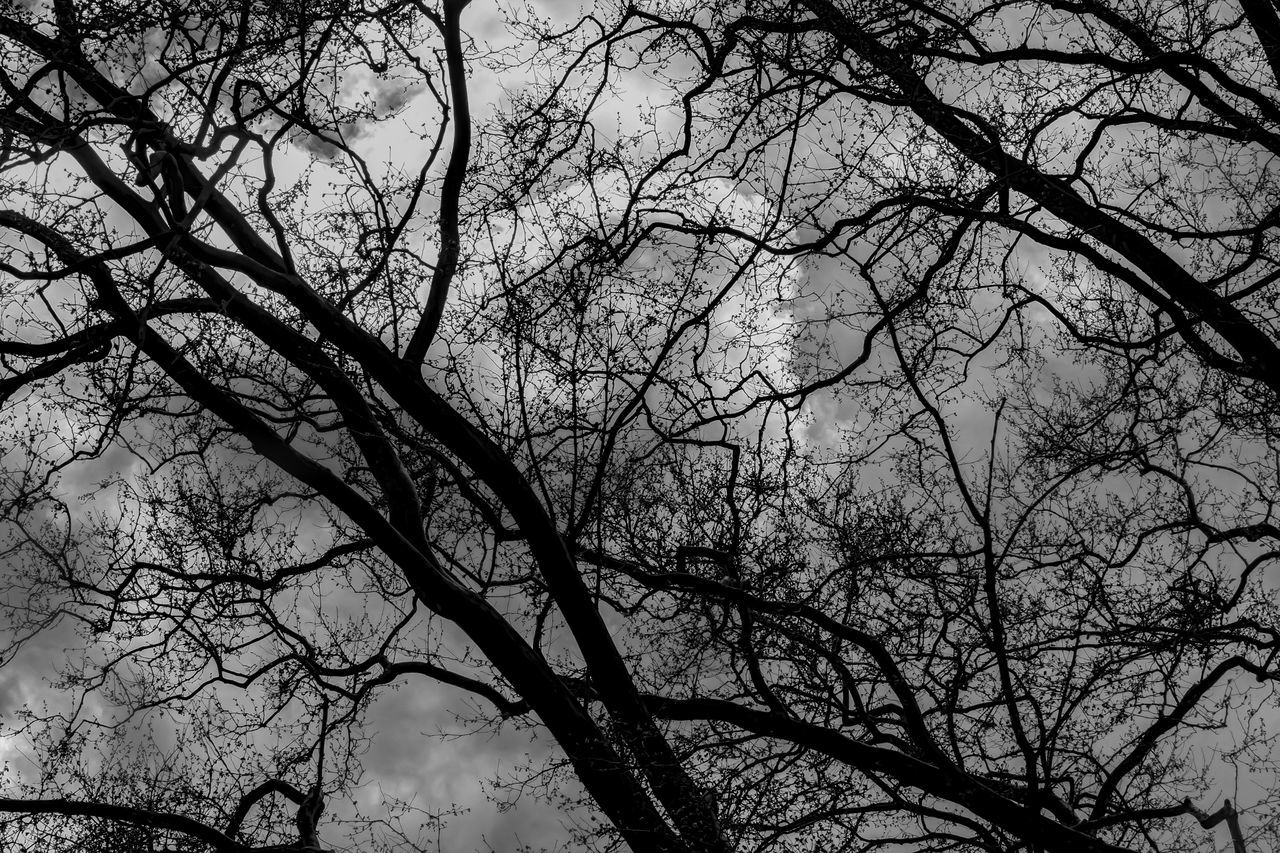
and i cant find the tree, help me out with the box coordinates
[2,0,1280,851]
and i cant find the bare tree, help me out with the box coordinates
[2,1,1280,852]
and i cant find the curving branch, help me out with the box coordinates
[403,0,474,363]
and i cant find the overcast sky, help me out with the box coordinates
[4,1,1280,852]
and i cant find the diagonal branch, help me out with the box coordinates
[638,694,1137,853]
[797,0,1280,394]
[0,798,240,851]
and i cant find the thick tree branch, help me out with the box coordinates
[0,798,240,851]
[403,0,473,363]
[798,0,1280,393]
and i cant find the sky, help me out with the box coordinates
[3,1,1280,852]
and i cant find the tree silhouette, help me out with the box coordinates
[2,1,1279,852]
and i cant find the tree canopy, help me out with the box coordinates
[2,0,1280,851]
